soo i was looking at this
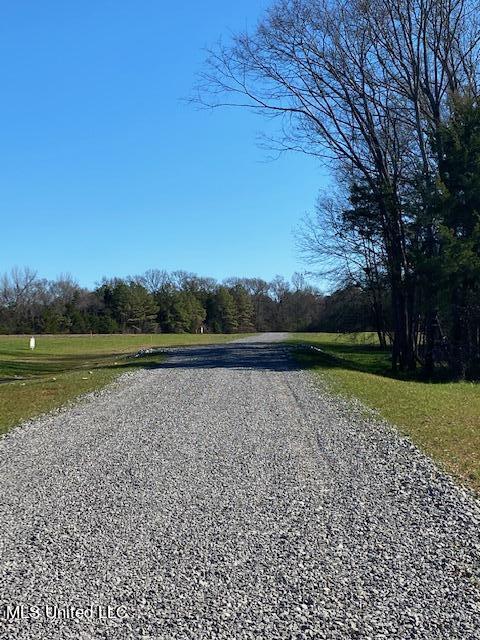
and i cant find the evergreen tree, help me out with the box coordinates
[210,287,238,333]
[172,291,206,333]
[435,97,480,378]
[230,285,255,332]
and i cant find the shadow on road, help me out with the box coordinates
[117,342,299,373]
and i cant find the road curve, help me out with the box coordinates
[0,333,479,639]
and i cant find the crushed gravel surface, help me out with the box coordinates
[0,333,479,639]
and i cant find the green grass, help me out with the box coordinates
[0,333,251,435]
[288,332,480,492]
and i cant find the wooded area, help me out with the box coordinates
[198,0,480,379]
[0,267,374,336]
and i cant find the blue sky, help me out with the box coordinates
[0,1,328,288]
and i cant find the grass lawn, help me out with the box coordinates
[0,333,251,435]
[288,332,480,492]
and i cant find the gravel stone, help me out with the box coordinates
[0,333,479,639]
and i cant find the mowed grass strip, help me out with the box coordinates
[0,333,251,435]
[288,333,480,492]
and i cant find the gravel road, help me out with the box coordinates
[1,333,479,639]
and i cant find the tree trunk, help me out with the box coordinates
[423,309,436,378]
[380,195,416,373]
[388,245,414,372]
[450,286,467,380]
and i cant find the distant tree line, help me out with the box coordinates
[199,0,480,379]
[0,267,374,335]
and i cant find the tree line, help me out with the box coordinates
[0,267,371,335]
[199,0,480,379]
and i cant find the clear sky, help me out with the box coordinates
[0,1,328,288]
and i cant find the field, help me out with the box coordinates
[0,333,250,435]
[288,333,480,492]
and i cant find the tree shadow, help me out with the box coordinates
[2,342,300,383]
[104,343,300,373]
[0,352,138,381]
[294,340,461,384]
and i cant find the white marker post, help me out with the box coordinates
[29,336,36,350]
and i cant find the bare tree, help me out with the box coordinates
[0,267,43,331]
[136,269,171,294]
[196,0,480,371]
[298,187,390,345]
